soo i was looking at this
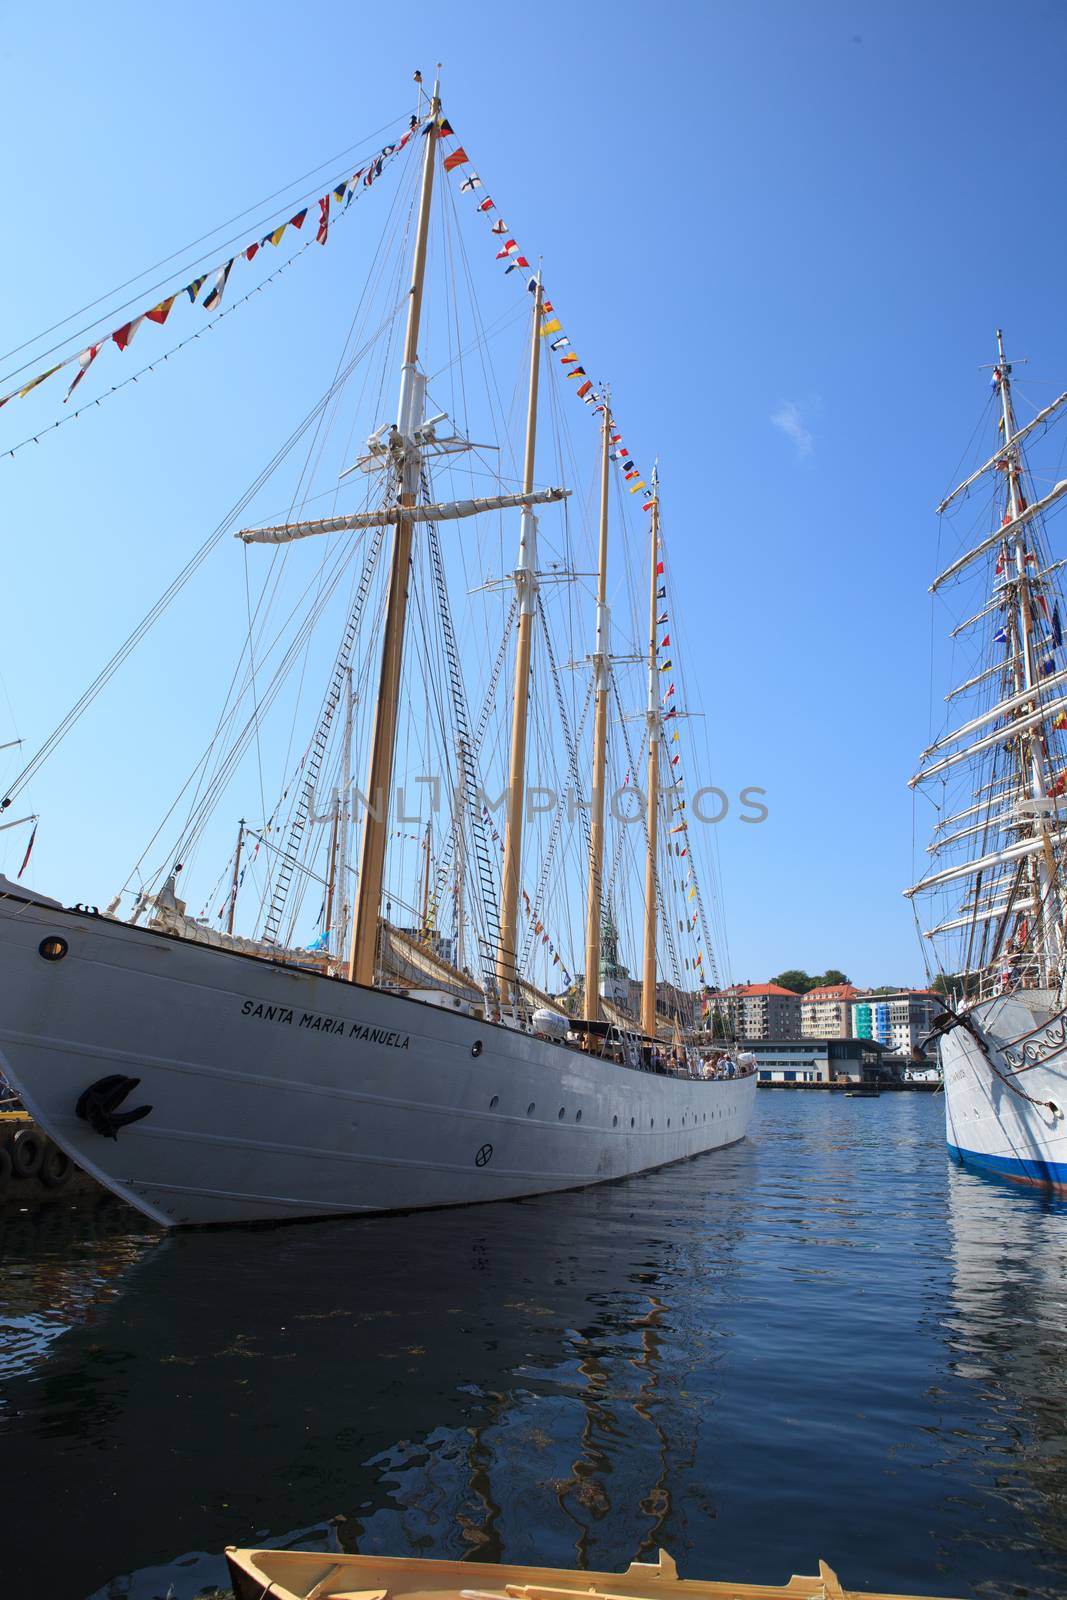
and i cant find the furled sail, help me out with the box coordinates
[929,478,1067,592]
[936,390,1067,513]
[905,828,1067,898]
[921,665,1067,759]
[237,487,569,546]
[910,694,1067,786]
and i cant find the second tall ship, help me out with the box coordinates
[0,79,754,1226]
[907,331,1067,1192]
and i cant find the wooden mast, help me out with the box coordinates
[454,737,467,974]
[335,666,354,963]
[349,77,440,986]
[496,278,544,1005]
[226,819,244,936]
[641,468,660,1039]
[583,406,612,1024]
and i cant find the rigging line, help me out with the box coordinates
[267,176,417,798]
[243,543,270,836]
[283,150,419,524]
[135,294,405,878]
[3,241,316,461]
[0,110,412,379]
[123,534,360,907]
[265,518,390,943]
[521,678,593,977]
[153,537,363,895]
[937,393,1000,517]
[305,177,416,522]
[3,307,399,817]
[439,166,520,508]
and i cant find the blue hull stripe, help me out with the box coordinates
[948,1141,1067,1190]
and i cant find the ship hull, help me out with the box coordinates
[0,893,755,1226]
[939,991,1067,1193]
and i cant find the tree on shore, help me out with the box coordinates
[769,968,851,993]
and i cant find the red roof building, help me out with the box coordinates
[800,984,867,1039]
[714,983,803,1040]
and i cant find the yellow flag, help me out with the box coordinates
[629,480,646,493]
[687,885,697,900]
[540,318,561,337]
[269,224,287,246]
[18,363,63,398]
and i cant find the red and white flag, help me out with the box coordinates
[65,343,102,403]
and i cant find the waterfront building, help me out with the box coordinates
[799,983,867,1039]
[714,983,802,1040]
[852,991,941,1059]
[747,1036,889,1083]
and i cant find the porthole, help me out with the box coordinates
[558,1106,565,1120]
[489,1094,499,1110]
[38,935,68,962]
[612,1115,618,1128]
[527,1102,535,1116]
[630,1116,635,1128]
[667,1118,671,1127]
[471,1039,483,1058]
[576,1109,582,1123]
[651,1117,655,1128]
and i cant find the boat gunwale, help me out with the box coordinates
[0,890,752,1092]
[222,1545,965,1600]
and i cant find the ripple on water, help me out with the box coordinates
[1,1093,1065,1600]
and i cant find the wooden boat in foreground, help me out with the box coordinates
[224,1546,962,1600]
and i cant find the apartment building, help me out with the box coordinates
[852,991,941,1059]
[714,983,802,1040]
[799,983,867,1039]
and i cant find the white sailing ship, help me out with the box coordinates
[906,331,1067,1192]
[0,79,754,1226]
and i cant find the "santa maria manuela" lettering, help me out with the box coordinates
[239,999,410,1048]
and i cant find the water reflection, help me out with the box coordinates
[0,1096,1065,1600]
[944,1167,1067,1590]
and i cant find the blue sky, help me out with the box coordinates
[3,0,1067,987]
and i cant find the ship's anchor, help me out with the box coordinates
[75,1075,153,1139]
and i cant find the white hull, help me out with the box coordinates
[940,990,1067,1191]
[0,892,755,1226]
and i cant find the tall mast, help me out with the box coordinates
[349,77,440,986]
[641,469,660,1039]
[454,736,467,973]
[496,278,544,1004]
[335,667,354,966]
[583,406,612,1024]
[226,819,244,936]
[995,329,1060,978]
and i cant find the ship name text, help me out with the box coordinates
[239,999,410,1048]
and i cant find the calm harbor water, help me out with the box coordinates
[2,1092,1066,1600]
